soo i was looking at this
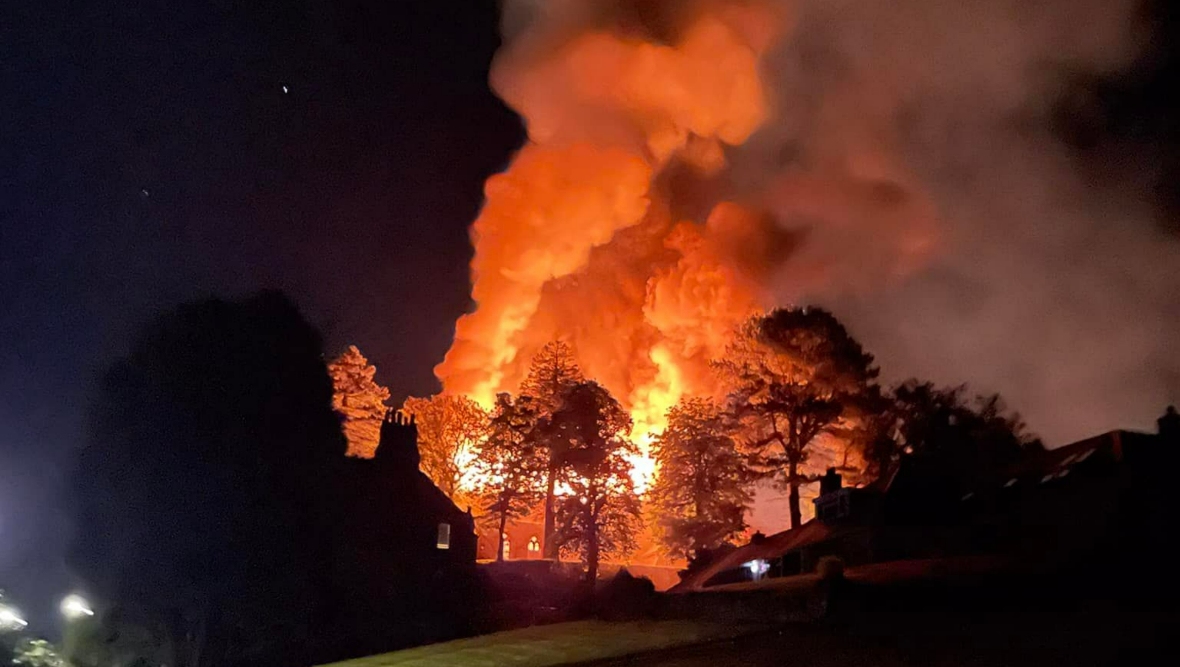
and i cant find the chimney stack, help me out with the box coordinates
[820,468,843,496]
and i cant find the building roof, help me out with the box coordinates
[998,429,1154,489]
[672,520,847,592]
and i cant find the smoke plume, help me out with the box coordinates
[438,0,1179,456]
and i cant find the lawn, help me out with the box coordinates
[316,620,747,667]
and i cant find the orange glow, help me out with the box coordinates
[436,3,786,489]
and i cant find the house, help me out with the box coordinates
[321,411,480,656]
[675,408,1180,593]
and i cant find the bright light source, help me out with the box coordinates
[744,559,770,579]
[60,594,95,620]
[0,603,28,629]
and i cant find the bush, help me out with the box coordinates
[817,556,845,581]
[594,570,657,620]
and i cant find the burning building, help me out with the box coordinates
[427,0,946,561]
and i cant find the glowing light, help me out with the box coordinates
[0,603,28,629]
[60,594,95,620]
[744,559,770,580]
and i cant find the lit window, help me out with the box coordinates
[528,536,540,552]
[437,523,451,550]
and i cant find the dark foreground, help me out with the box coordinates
[587,607,1178,667]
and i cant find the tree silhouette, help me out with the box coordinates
[401,394,489,502]
[71,291,346,667]
[649,397,752,560]
[519,341,585,558]
[479,393,546,561]
[328,345,391,458]
[545,382,641,582]
[519,340,585,411]
[870,380,1041,494]
[717,308,879,529]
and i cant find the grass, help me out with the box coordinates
[316,620,747,667]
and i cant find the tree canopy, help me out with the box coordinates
[519,340,584,412]
[520,340,586,557]
[545,381,642,582]
[401,394,489,503]
[871,380,1042,493]
[649,398,752,560]
[328,345,391,458]
[479,393,547,561]
[71,291,346,667]
[717,307,879,528]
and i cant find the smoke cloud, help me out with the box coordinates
[441,0,1178,453]
[733,0,1178,444]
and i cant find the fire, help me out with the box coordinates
[436,2,787,488]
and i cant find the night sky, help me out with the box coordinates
[2,0,521,626]
[2,0,1177,631]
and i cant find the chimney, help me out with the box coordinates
[1159,406,1180,444]
[820,468,843,496]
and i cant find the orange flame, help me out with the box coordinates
[437,2,787,488]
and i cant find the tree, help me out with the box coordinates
[717,308,880,529]
[478,393,547,561]
[519,340,585,411]
[71,291,346,667]
[870,380,1042,493]
[401,394,489,503]
[11,639,69,667]
[519,341,585,558]
[328,345,391,458]
[545,382,641,582]
[649,397,752,560]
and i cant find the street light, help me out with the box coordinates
[0,603,28,630]
[60,594,95,620]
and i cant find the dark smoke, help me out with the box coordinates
[736,0,1180,444]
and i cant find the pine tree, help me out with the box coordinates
[401,394,489,502]
[519,340,585,558]
[328,345,391,458]
[716,308,879,529]
[649,397,752,560]
[545,381,641,582]
[519,340,584,410]
[478,393,546,561]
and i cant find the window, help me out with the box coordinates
[436,523,451,550]
[528,536,540,554]
[501,533,511,560]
